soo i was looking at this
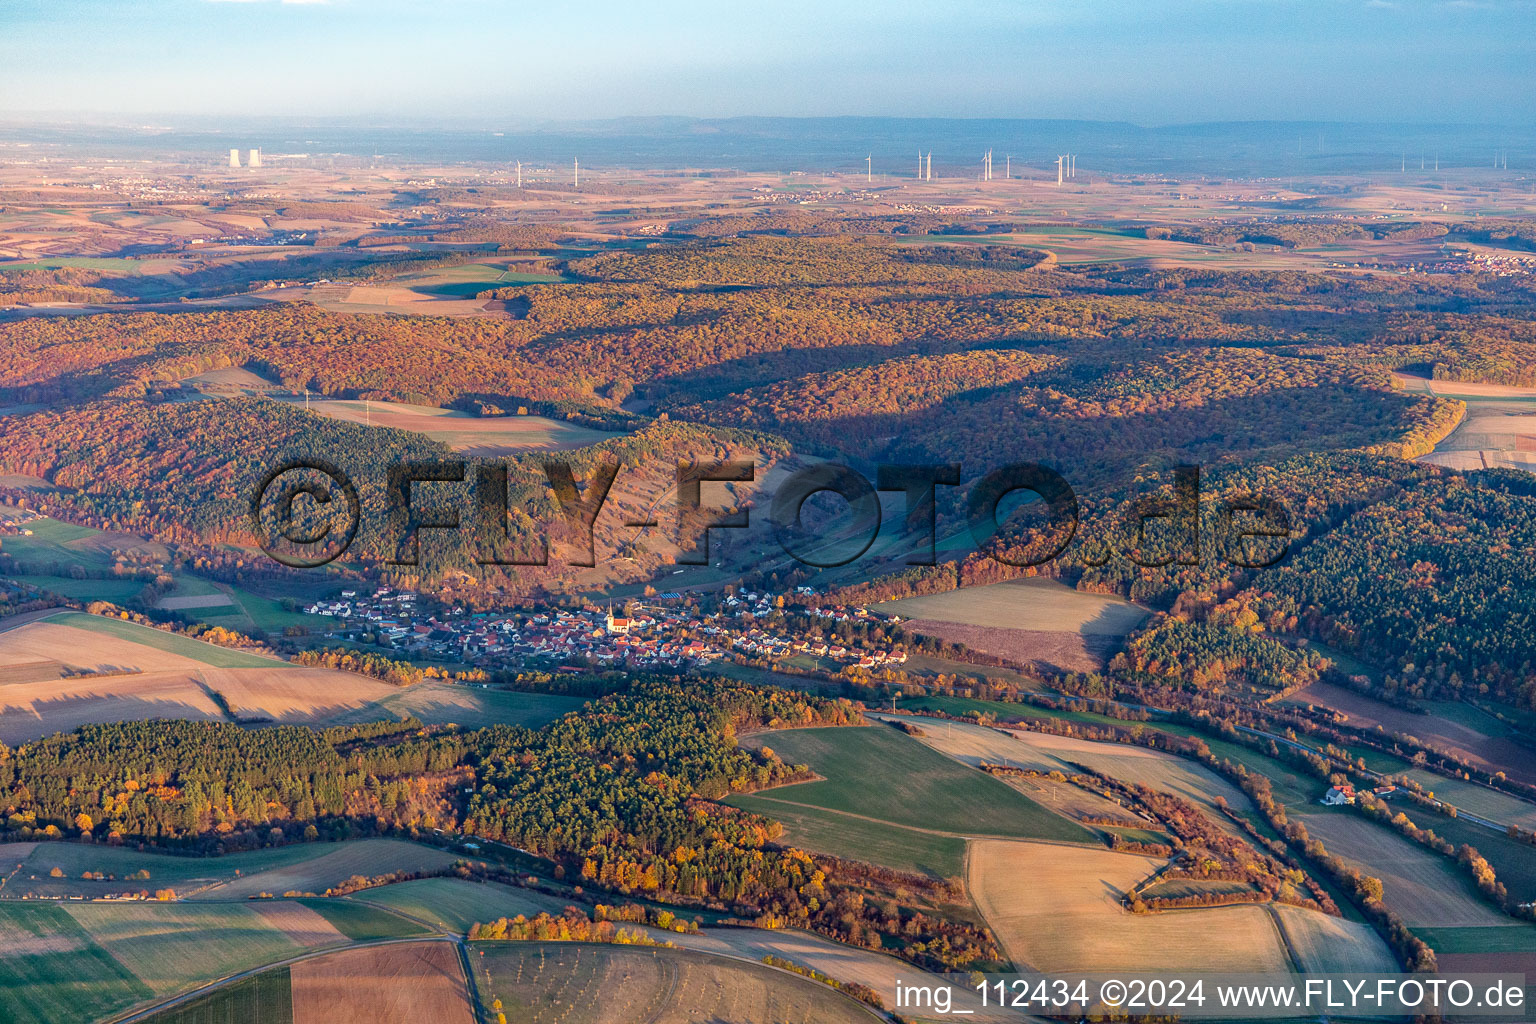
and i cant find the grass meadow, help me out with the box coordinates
[744,725,1094,844]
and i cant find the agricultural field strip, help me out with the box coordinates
[289,940,475,1024]
[967,839,1395,976]
[41,612,284,667]
[740,790,1098,845]
[188,839,461,901]
[106,914,968,1024]
[474,942,888,1024]
[1296,812,1512,928]
[741,725,1094,844]
[103,936,467,1024]
[351,877,1003,1017]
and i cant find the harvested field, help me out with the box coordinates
[296,899,429,942]
[190,839,461,901]
[1395,374,1536,400]
[475,942,881,1024]
[0,658,64,683]
[879,577,1147,634]
[995,773,1156,825]
[884,715,1256,834]
[349,877,568,935]
[205,665,399,725]
[968,839,1293,973]
[154,593,235,611]
[0,617,235,673]
[0,840,38,878]
[276,396,623,455]
[741,725,1093,844]
[1287,682,1536,785]
[1396,374,1536,475]
[65,532,167,561]
[0,614,408,743]
[248,901,350,949]
[0,663,399,745]
[661,926,1008,1020]
[897,619,1122,673]
[1297,812,1507,927]
[0,670,227,743]
[290,940,473,1024]
[183,365,286,394]
[62,902,301,996]
[0,473,53,489]
[1272,905,1398,973]
[31,612,277,668]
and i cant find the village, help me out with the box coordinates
[302,584,911,674]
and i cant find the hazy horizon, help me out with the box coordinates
[4,0,1534,123]
[3,115,1527,176]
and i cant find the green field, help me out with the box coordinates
[1412,925,1536,954]
[727,792,967,877]
[0,515,176,607]
[3,842,336,900]
[396,261,570,297]
[0,902,152,1024]
[1141,878,1260,900]
[141,968,293,1024]
[0,515,119,568]
[42,611,279,668]
[366,683,586,730]
[1401,806,1536,903]
[1101,824,1176,846]
[6,574,146,602]
[296,898,428,941]
[61,903,302,996]
[197,585,315,634]
[347,877,566,935]
[0,515,265,624]
[1400,771,1536,830]
[0,256,160,273]
[745,726,1094,844]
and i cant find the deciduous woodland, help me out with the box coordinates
[6,180,1536,1017]
[0,678,998,970]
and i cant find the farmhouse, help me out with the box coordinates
[1321,784,1357,806]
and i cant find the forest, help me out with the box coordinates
[0,676,1000,970]
[4,229,1536,709]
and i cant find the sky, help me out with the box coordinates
[1,0,1533,124]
